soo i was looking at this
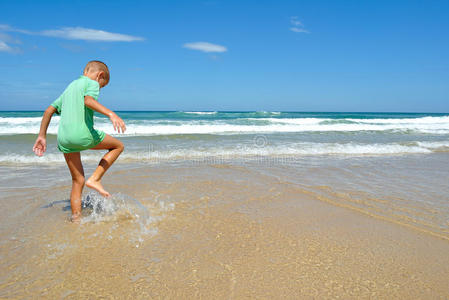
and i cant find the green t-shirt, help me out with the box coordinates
[51,75,106,153]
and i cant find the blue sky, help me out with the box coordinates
[0,0,448,112]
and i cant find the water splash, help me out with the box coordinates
[80,192,164,244]
[81,192,145,221]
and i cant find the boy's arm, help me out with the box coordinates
[33,105,57,156]
[84,96,126,133]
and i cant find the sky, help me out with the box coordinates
[0,0,448,112]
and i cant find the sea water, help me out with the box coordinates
[0,111,448,164]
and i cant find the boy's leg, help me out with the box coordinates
[86,134,124,197]
[63,152,85,222]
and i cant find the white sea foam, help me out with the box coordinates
[2,141,447,165]
[183,111,217,115]
[416,141,449,149]
[1,116,448,135]
[0,116,60,124]
[346,116,449,124]
[1,119,449,135]
[254,118,328,125]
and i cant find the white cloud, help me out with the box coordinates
[290,27,310,34]
[41,27,144,42]
[0,24,144,54]
[183,42,227,53]
[0,32,21,44]
[0,32,21,53]
[0,41,13,52]
[0,24,31,34]
[0,24,144,42]
[290,17,303,27]
[290,16,310,34]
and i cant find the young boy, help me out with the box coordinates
[33,60,126,222]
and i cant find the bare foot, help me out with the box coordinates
[86,178,111,197]
[71,213,81,224]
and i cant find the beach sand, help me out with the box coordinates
[1,162,449,299]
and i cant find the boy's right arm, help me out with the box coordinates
[33,105,57,156]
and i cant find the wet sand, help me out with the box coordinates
[1,163,449,298]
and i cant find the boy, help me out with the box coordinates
[33,60,126,222]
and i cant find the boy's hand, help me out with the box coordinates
[33,136,47,156]
[109,112,126,133]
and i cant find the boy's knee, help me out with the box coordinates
[73,175,85,186]
[118,142,125,153]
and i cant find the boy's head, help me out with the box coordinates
[83,60,110,88]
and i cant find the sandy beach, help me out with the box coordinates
[1,158,449,298]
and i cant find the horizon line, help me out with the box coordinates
[0,110,448,114]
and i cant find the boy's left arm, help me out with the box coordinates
[33,105,57,156]
[84,96,126,133]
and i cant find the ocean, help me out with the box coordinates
[1,111,449,298]
[1,111,449,163]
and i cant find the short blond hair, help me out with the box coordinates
[84,60,110,83]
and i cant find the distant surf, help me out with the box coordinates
[1,112,448,136]
[1,111,448,165]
